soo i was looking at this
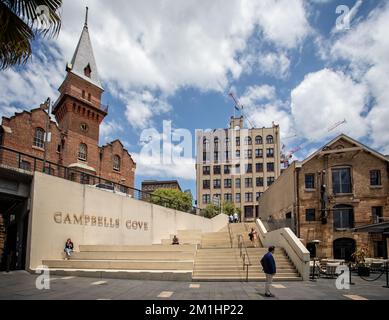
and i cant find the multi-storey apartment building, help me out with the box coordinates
[196,116,281,221]
[258,134,389,260]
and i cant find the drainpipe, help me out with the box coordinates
[295,165,301,238]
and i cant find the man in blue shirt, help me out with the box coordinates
[260,246,277,297]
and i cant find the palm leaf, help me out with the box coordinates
[0,0,62,70]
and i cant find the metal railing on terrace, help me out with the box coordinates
[0,146,203,216]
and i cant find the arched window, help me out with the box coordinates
[266,135,274,144]
[255,135,263,145]
[333,204,354,230]
[33,128,45,149]
[244,136,252,145]
[203,138,209,151]
[113,155,121,171]
[214,137,219,150]
[78,143,87,161]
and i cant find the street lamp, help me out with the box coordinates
[42,97,52,173]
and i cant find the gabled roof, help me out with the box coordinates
[302,134,389,165]
[67,9,103,90]
[101,139,136,165]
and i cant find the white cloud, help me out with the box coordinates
[123,91,172,130]
[291,68,368,142]
[257,52,291,79]
[239,85,295,140]
[331,2,389,153]
[100,120,124,144]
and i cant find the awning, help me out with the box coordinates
[352,221,389,234]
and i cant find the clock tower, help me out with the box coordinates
[52,7,108,171]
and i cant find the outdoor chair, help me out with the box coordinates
[323,263,340,279]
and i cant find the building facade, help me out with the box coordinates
[141,180,182,194]
[0,14,136,192]
[258,134,389,260]
[196,116,281,221]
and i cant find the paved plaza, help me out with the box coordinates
[0,271,388,300]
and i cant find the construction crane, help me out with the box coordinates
[228,92,255,129]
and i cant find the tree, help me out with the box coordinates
[222,201,238,216]
[0,0,63,70]
[150,188,193,212]
[202,204,220,219]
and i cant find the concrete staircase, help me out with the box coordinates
[161,230,202,245]
[43,244,196,280]
[193,224,301,281]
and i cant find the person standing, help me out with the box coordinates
[233,212,239,223]
[260,246,277,297]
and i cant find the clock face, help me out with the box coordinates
[80,123,89,133]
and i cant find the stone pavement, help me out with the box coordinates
[0,271,388,300]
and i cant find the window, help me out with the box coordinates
[203,138,209,151]
[255,149,263,158]
[88,93,92,102]
[333,205,354,230]
[203,166,210,175]
[236,178,241,188]
[332,168,352,194]
[203,180,210,189]
[82,90,86,99]
[113,155,121,171]
[267,162,275,172]
[80,123,89,132]
[236,150,241,158]
[225,138,230,147]
[256,163,264,173]
[203,152,209,162]
[224,179,232,188]
[236,137,241,147]
[214,165,221,175]
[256,177,264,187]
[306,209,316,222]
[305,174,315,189]
[266,135,274,144]
[255,136,263,145]
[44,166,55,176]
[235,164,241,175]
[84,64,92,77]
[225,151,230,161]
[245,193,253,203]
[33,128,45,149]
[78,143,88,161]
[213,179,221,189]
[267,177,275,187]
[244,136,252,145]
[245,178,253,188]
[372,207,383,224]
[214,137,219,150]
[224,193,233,202]
[266,148,274,158]
[245,164,253,174]
[224,165,231,174]
[244,149,252,159]
[214,151,219,162]
[20,160,31,171]
[236,193,241,203]
[256,192,262,201]
[202,194,211,204]
[370,170,382,186]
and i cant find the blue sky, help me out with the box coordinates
[1,0,388,200]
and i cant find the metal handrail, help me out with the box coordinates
[228,223,233,248]
[237,234,251,282]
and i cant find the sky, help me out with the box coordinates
[1,0,388,200]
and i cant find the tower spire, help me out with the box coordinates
[84,6,89,28]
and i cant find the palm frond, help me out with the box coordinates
[0,0,62,70]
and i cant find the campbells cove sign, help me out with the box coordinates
[53,212,150,231]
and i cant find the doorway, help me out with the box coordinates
[333,238,356,261]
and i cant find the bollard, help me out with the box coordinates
[348,262,355,285]
[384,261,389,289]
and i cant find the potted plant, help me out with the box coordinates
[351,247,370,277]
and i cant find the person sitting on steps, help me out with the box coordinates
[172,235,180,245]
[64,238,74,260]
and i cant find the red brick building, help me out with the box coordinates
[0,14,136,191]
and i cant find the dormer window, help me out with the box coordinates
[84,64,92,78]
